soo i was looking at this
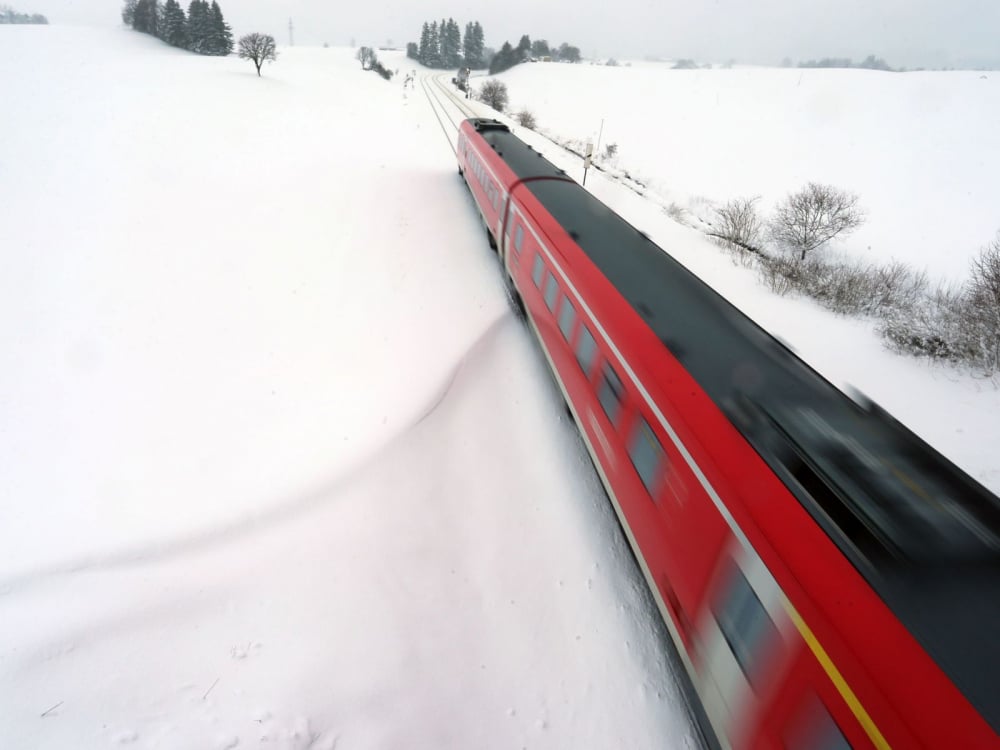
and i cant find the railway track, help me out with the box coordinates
[419,73,478,154]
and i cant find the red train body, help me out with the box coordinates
[457,118,999,750]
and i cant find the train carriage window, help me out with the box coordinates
[544,274,559,312]
[514,224,524,254]
[558,297,576,341]
[576,326,597,374]
[712,562,778,691]
[784,696,853,750]
[597,362,625,426]
[532,255,545,288]
[628,417,665,496]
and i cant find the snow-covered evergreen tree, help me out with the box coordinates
[515,34,531,62]
[470,22,485,68]
[121,0,230,55]
[418,22,431,65]
[132,0,159,36]
[427,21,440,67]
[413,18,485,69]
[444,19,462,67]
[121,0,138,26]
[185,0,208,53]
[160,0,187,48]
[208,0,233,55]
[489,41,517,74]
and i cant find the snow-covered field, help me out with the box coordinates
[496,60,1000,284]
[2,24,998,749]
[0,27,695,749]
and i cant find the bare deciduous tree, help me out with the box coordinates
[356,46,377,70]
[238,32,277,77]
[710,196,764,256]
[769,182,865,260]
[477,79,508,112]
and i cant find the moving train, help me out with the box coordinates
[456,117,1000,749]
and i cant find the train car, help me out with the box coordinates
[456,117,1000,750]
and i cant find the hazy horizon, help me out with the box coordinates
[19,0,1000,69]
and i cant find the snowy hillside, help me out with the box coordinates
[495,59,1000,283]
[0,27,696,749]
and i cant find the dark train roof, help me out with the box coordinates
[471,118,1000,731]
[468,119,567,181]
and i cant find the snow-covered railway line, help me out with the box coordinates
[419,73,478,154]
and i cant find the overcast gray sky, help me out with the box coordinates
[35,0,1000,68]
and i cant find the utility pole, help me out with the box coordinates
[288,17,294,47]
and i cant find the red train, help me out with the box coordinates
[457,117,1000,749]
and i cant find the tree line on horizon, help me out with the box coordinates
[489,36,580,74]
[405,20,582,74]
[781,55,894,71]
[407,19,485,70]
[121,0,233,56]
[0,4,47,23]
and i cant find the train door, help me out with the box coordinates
[696,545,793,748]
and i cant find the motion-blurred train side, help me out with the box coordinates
[457,117,1000,750]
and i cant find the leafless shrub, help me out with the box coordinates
[964,233,1000,371]
[757,253,799,296]
[880,283,975,363]
[664,202,689,225]
[868,261,928,317]
[755,230,999,374]
[709,196,764,256]
[755,252,926,318]
[802,256,874,314]
[769,183,865,260]
[881,235,1000,373]
[478,79,509,111]
[604,142,618,159]
[515,109,537,129]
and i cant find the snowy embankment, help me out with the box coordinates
[464,58,1000,493]
[0,27,695,749]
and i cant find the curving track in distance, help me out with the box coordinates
[419,73,480,155]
